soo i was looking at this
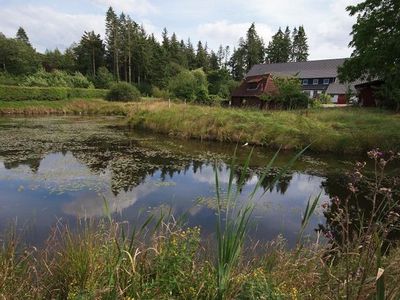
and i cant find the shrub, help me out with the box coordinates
[151,86,170,99]
[21,69,93,88]
[265,77,309,109]
[168,68,209,103]
[318,93,332,104]
[0,85,107,101]
[93,67,115,89]
[106,82,141,102]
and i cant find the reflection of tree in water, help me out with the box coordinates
[3,155,43,173]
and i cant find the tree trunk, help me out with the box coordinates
[128,50,132,84]
[92,48,96,77]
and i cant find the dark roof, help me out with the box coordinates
[231,74,275,98]
[246,58,347,79]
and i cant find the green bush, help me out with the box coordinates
[262,77,309,109]
[93,67,115,89]
[168,68,209,103]
[21,69,93,88]
[151,86,170,99]
[0,85,107,101]
[106,82,141,102]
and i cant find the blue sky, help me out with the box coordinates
[0,0,360,59]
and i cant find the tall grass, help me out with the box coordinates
[127,101,400,154]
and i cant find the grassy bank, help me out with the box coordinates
[127,102,400,154]
[0,98,128,115]
[1,98,399,153]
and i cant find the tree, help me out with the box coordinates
[266,27,291,63]
[196,41,209,71]
[291,25,309,62]
[338,0,400,110]
[16,27,30,46]
[229,45,246,81]
[0,33,39,75]
[75,31,105,76]
[244,23,265,71]
[105,7,120,81]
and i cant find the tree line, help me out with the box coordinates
[0,6,309,99]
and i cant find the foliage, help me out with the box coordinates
[75,31,105,77]
[318,93,332,104]
[168,69,209,103]
[0,85,107,101]
[93,66,115,89]
[21,69,93,88]
[338,0,400,110]
[291,26,309,62]
[0,33,39,75]
[266,27,292,63]
[265,77,309,109]
[151,86,170,99]
[106,82,141,102]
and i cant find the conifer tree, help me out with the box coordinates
[16,27,30,46]
[266,27,291,63]
[244,23,265,71]
[105,7,120,81]
[291,25,309,62]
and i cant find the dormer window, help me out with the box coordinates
[247,82,259,90]
[302,79,308,85]
[323,79,330,85]
[313,79,319,85]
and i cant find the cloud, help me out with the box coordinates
[0,5,104,52]
[89,0,158,15]
[197,20,274,50]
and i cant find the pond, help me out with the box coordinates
[0,116,370,246]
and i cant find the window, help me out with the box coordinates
[247,82,258,90]
[323,79,330,85]
[302,79,308,85]
[313,79,319,85]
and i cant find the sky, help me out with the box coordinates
[0,0,361,60]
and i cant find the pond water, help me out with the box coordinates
[0,116,367,246]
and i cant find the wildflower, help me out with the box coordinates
[348,183,358,193]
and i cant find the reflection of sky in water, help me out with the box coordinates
[0,150,329,246]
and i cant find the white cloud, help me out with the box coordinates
[197,20,274,50]
[89,0,158,15]
[0,5,104,52]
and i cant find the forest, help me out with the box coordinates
[0,6,309,102]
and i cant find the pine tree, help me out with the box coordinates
[292,26,309,62]
[16,27,30,46]
[266,27,291,63]
[229,43,246,80]
[196,41,209,71]
[75,31,105,76]
[244,23,265,71]
[105,7,120,81]
[185,39,196,69]
[209,51,219,70]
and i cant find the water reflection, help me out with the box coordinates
[0,116,368,245]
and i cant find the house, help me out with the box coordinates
[231,58,357,106]
[230,74,277,109]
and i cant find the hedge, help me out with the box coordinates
[0,85,108,101]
